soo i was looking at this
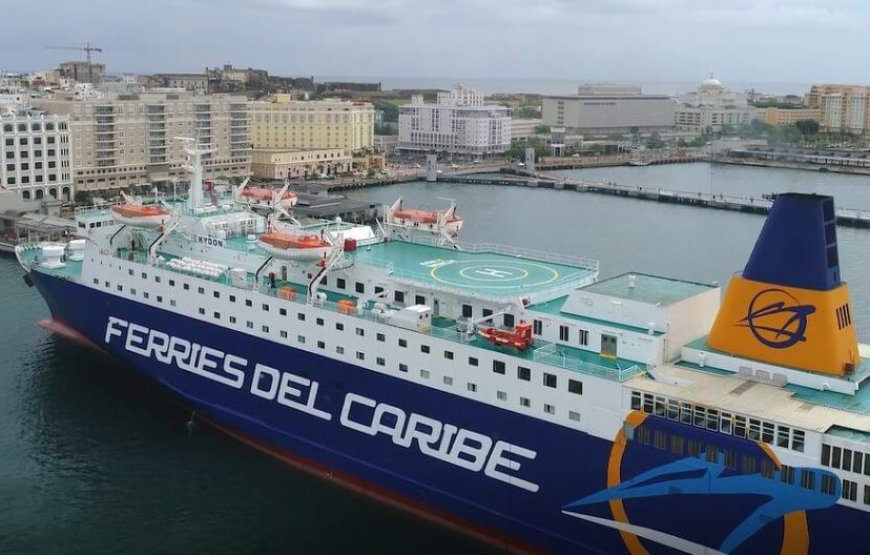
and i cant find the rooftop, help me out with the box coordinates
[351,240,598,302]
[581,272,716,307]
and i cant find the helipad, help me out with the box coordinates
[352,240,598,300]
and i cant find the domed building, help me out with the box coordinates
[675,75,753,133]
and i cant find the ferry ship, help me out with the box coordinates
[15,142,870,554]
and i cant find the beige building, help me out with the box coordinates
[251,148,353,179]
[33,91,250,191]
[250,95,374,152]
[806,85,870,135]
[755,107,821,126]
[1,112,74,201]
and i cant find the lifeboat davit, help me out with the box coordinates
[479,322,533,351]
[110,203,170,228]
[257,232,333,261]
[239,187,297,209]
[390,199,463,237]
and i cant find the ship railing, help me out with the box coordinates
[532,342,642,382]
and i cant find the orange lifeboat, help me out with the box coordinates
[110,203,170,228]
[479,322,533,351]
[239,187,297,209]
[388,198,463,237]
[257,232,333,261]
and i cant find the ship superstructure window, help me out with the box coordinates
[280,308,287,316]
[399,363,408,372]
[214,312,220,319]
[420,369,429,379]
[198,286,204,294]
[229,295,236,302]
[416,295,425,305]
[544,373,557,388]
[394,291,405,303]
[443,376,453,386]
[183,283,190,290]
[559,325,569,341]
[569,411,581,422]
[355,282,365,294]
[568,379,583,395]
[421,344,430,353]
[247,321,253,329]
[399,338,407,348]
[337,346,344,355]
[520,397,531,408]
[533,320,542,336]
[467,383,477,392]
[544,404,555,415]
[444,351,454,360]
[297,335,305,344]
[377,357,385,366]
[337,278,346,289]
[262,303,269,311]
[316,318,324,326]
[280,330,287,338]
[298,313,305,321]
[518,366,531,381]
[469,357,478,366]
[462,304,472,318]
[376,333,385,342]
[245,299,252,307]
[336,323,344,331]
[821,474,837,495]
[843,480,858,502]
[497,391,507,401]
[493,360,506,375]
[355,327,364,336]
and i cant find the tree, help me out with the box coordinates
[646,132,666,150]
[373,100,399,123]
[74,190,91,205]
[534,124,551,134]
[506,138,550,160]
[518,106,540,118]
[794,119,820,137]
[589,143,605,155]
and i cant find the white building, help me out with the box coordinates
[0,112,74,201]
[398,85,511,156]
[674,76,753,133]
[541,91,675,136]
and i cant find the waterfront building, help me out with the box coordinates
[674,76,753,133]
[250,95,374,152]
[541,87,674,136]
[398,85,511,156]
[0,112,73,201]
[511,118,544,141]
[250,148,353,180]
[33,91,250,191]
[806,85,870,136]
[755,107,821,127]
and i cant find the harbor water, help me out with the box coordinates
[2,163,870,553]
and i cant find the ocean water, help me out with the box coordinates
[2,162,870,553]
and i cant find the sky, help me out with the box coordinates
[2,0,870,89]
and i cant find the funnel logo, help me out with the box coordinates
[739,288,816,349]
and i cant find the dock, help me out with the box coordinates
[437,175,870,229]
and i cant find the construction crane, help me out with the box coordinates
[45,43,103,64]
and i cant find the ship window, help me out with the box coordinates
[801,470,816,490]
[843,449,853,472]
[279,330,287,338]
[503,314,515,328]
[832,446,842,468]
[444,351,454,360]
[666,399,679,420]
[721,413,733,435]
[337,346,345,355]
[792,430,805,453]
[670,435,684,455]
[579,329,589,346]
[297,335,305,344]
[497,391,507,401]
[141,272,147,279]
[377,357,385,366]
[843,480,858,502]
[821,474,836,495]
[462,304,472,318]
[356,327,364,336]
[821,444,831,466]
[630,391,641,411]
[520,397,531,408]
[143,292,149,299]
[680,402,692,424]
[420,369,429,379]
[183,283,190,290]
[777,426,790,448]
[398,338,407,348]
[93,278,99,284]
[333,322,343,331]
[374,286,384,295]
[482,308,492,319]
[376,333,385,342]
[762,422,775,444]
[214,312,221,319]
[724,449,737,469]
[262,325,269,333]
[780,464,795,484]
[198,308,205,315]
[518,366,531,381]
[245,299,252,307]
[128,269,134,276]
[198,286,204,294]
[169,279,175,286]
[117,285,123,292]
[655,396,666,417]
[467,382,477,392]
[734,415,747,438]
[559,325,569,341]
[297,313,305,321]
[760,460,774,479]
[229,316,237,324]
[569,411,581,422]
[643,394,654,414]
[544,404,556,415]
[748,419,761,440]
[355,282,365,294]
[694,406,706,428]
[469,356,478,367]
[493,360,506,374]
[262,303,269,311]
[394,291,405,304]
[279,308,287,316]
[229,295,236,302]
[533,320,542,335]
[155,276,161,284]
[421,344,430,354]
[336,278,346,289]
[864,485,870,505]
[416,295,425,306]
[706,409,718,431]
[214,291,220,299]
[316,318,324,326]
[544,373,557,388]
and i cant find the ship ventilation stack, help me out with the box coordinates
[708,193,858,376]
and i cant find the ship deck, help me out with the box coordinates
[351,240,598,302]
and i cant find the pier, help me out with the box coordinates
[437,175,870,229]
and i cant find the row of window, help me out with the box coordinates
[821,444,870,476]
[840,479,870,504]
[108,266,588,399]
[631,391,805,452]
[5,149,61,159]
[4,136,58,146]
[631,427,834,495]
[1,122,66,132]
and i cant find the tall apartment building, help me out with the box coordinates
[0,112,73,201]
[33,91,250,191]
[806,85,870,135]
[755,107,821,127]
[249,95,375,152]
[398,85,511,156]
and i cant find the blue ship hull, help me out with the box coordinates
[29,270,869,554]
